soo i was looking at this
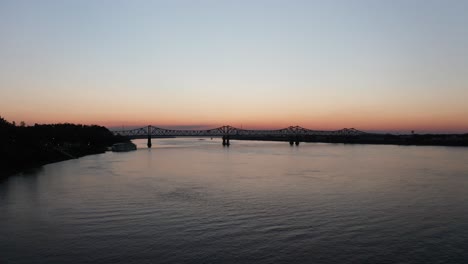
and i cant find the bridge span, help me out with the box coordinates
[112,125,367,147]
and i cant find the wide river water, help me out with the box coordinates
[1,138,468,264]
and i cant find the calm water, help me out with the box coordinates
[1,138,468,264]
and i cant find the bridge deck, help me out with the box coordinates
[112,125,366,137]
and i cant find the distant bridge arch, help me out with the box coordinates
[112,125,366,138]
[112,125,367,147]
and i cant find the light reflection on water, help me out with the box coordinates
[1,138,468,264]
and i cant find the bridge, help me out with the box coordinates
[112,125,367,147]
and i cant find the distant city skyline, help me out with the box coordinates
[1,0,468,133]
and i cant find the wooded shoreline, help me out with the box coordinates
[0,117,127,178]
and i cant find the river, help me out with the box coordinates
[1,138,468,263]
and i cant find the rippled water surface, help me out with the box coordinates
[1,139,468,264]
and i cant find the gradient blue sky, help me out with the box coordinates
[1,0,467,132]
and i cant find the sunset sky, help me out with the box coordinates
[1,0,467,133]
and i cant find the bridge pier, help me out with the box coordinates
[147,135,152,148]
[147,125,152,148]
[222,135,230,146]
[289,136,300,146]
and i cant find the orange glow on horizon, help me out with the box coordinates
[13,121,468,133]
[6,111,467,134]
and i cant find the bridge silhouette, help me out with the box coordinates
[112,125,367,147]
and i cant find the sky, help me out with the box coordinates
[1,0,467,133]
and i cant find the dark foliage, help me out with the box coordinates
[0,117,127,178]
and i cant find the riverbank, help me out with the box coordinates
[230,133,468,147]
[0,118,127,178]
[2,145,109,178]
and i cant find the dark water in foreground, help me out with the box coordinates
[1,139,468,264]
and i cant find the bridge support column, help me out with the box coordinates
[147,136,152,148]
[289,136,300,146]
[222,135,230,146]
[147,125,152,148]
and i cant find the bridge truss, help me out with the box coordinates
[112,125,367,138]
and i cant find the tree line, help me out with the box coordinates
[0,117,127,178]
